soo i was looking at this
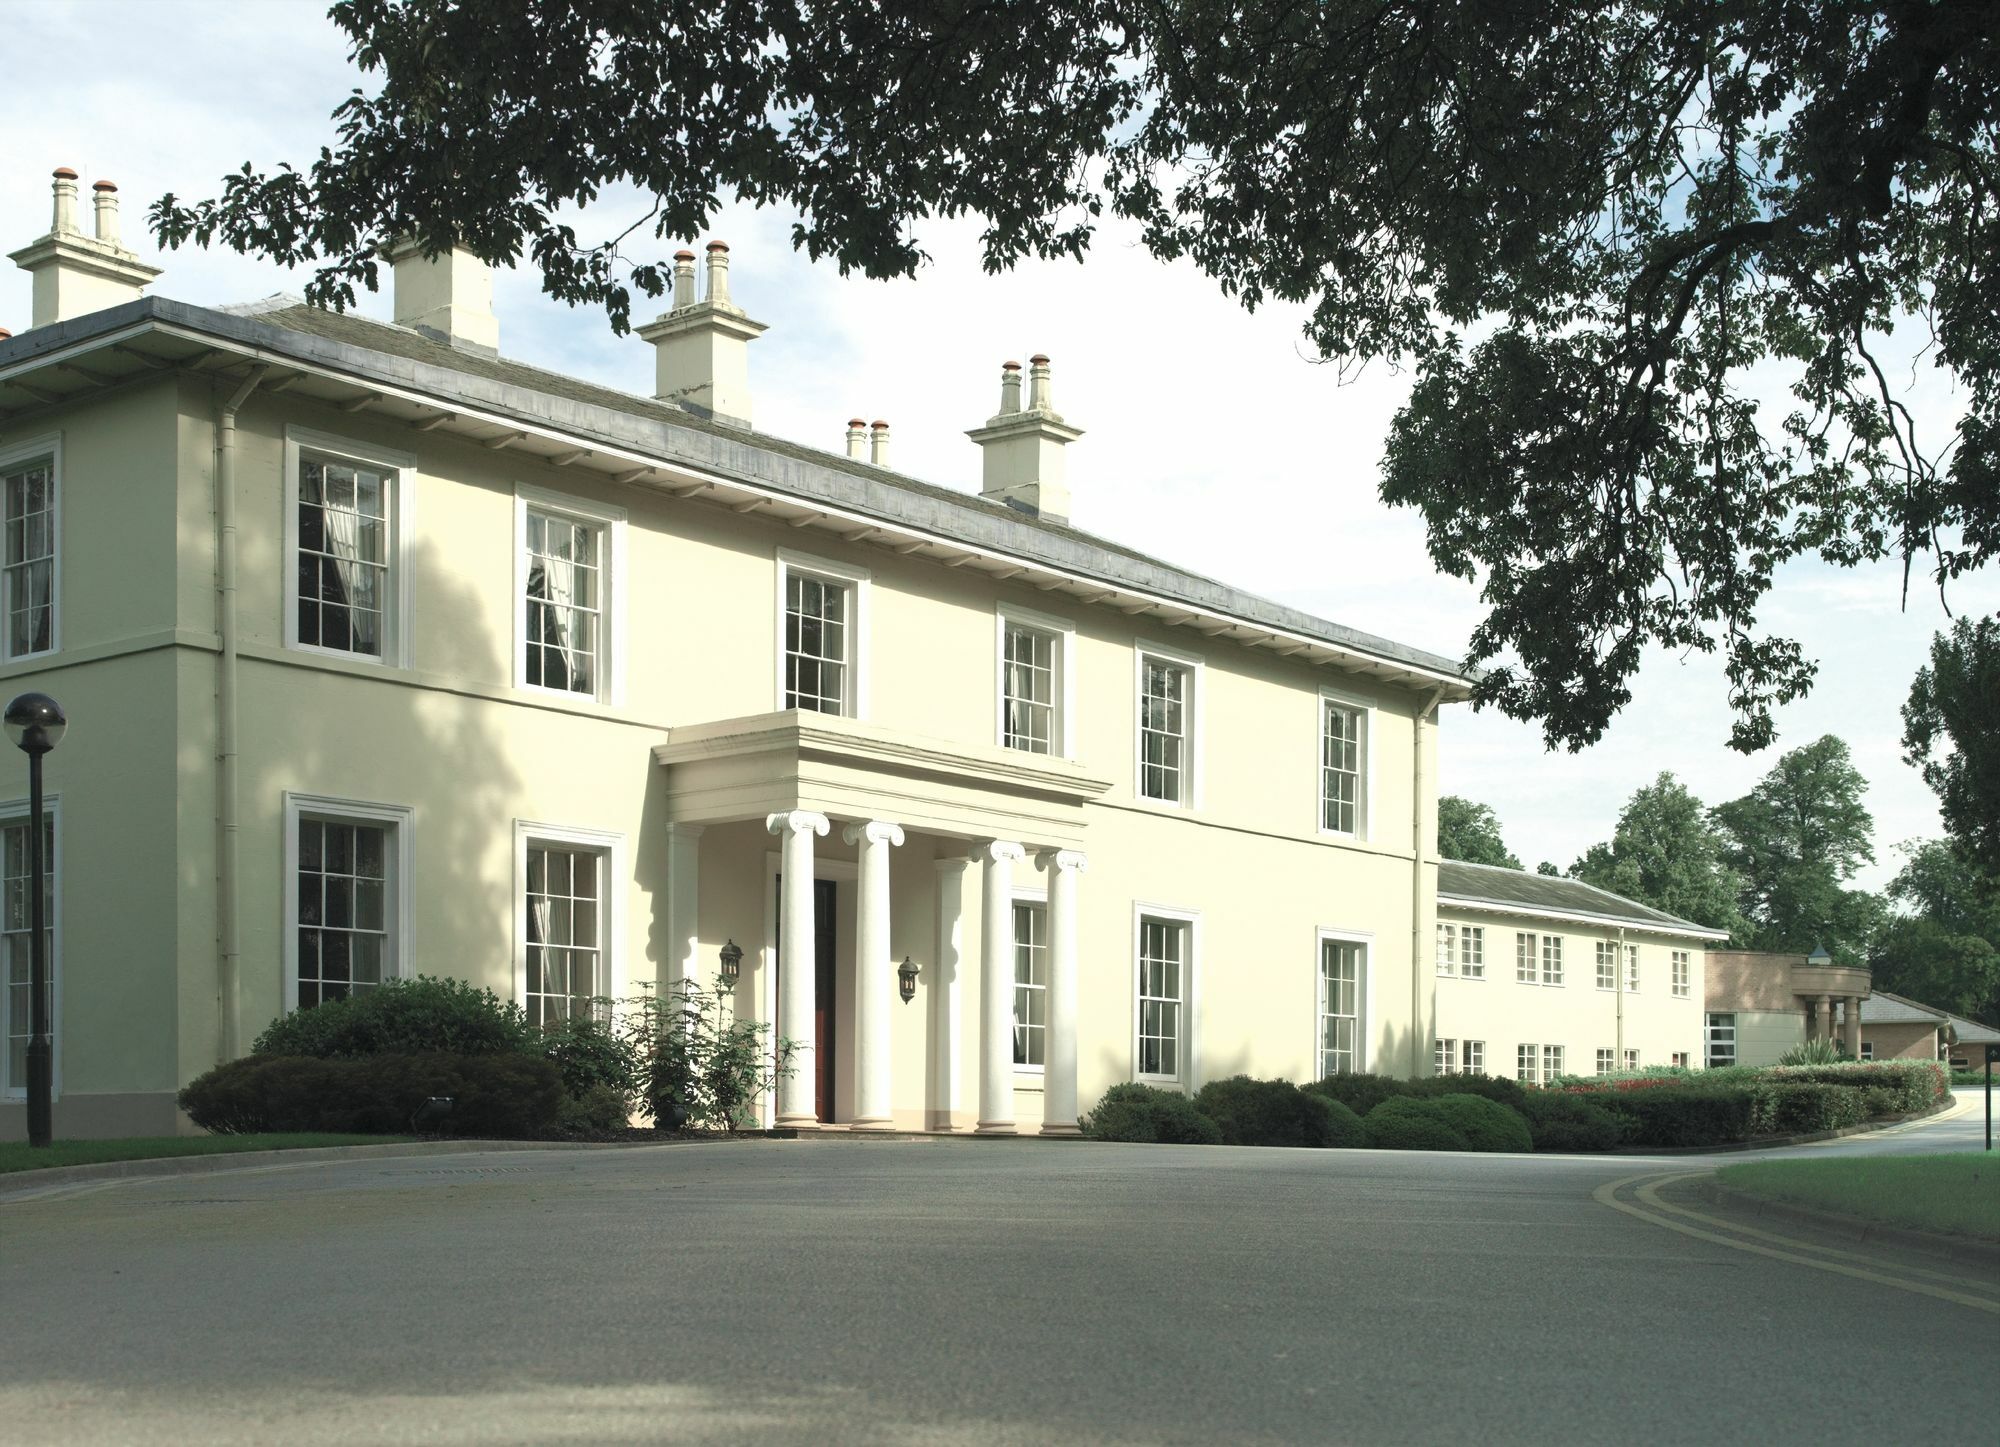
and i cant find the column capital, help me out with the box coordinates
[935,856,971,877]
[842,820,906,848]
[766,810,830,838]
[1037,848,1088,875]
[979,839,1026,865]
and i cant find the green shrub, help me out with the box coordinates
[539,1009,641,1101]
[1082,1083,1224,1144]
[1425,1094,1533,1152]
[1860,1085,1899,1117]
[626,978,795,1130]
[556,1082,631,1136]
[1362,1097,1470,1151]
[1519,1093,1629,1152]
[1303,1072,1409,1117]
[1761,1060,1946,1113]
[1406,1072,1530,1112]
[1194,1075,1358,1147]
[1776,1037,1850,1066]
[1594,1085,1756,1147]
[251,976,535,1060]
[1750,1082,1869,1136]
[179,1052,564,1138]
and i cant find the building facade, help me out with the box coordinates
[1433,862,1721,1082]
[1,170,1479,1138]
[1704,950,1873,1068]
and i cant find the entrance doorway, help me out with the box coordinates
[776,877,839,1122]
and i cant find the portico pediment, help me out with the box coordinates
[651,710,1111,849]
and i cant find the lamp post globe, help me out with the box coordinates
[5,690,63,1148]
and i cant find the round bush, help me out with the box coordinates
[1362,1097,1470,1151]
[1407,1071,1530,1112]
[1302,1072,1409,1117]
[1425,1093,1533,1152]
[179,1052,565,1138]
[1195,1075,1359,1148]
[1083,1083,1223,1144]
[251,975,535,1059]
[1519,1092,1628,1152]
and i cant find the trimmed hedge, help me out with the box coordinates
[1405,1072,1531,1112]
[1363,1097,1470,1151]
[180,1052,565,1138]
[1195,1075,1363,1148]
[1303,1073,1408,1118]
[1520,1093,1629,1152]
[1082,1083,1224,1144]
[1590,1085,1757,1147]
[1425,1094,1533,1153]
[1750,1082,1868,1136]
[1761,1060,1946,1114]
[251,976,535,1059]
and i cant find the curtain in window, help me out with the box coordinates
[526,876,554,1014]
[317,497,378,654]
[1004,656,1031,743]
[538,543,588,691]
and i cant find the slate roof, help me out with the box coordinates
[1435,859,1726,938]
[1947,1013,2000,1045]
[1859,990,1947,1026]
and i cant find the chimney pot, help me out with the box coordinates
[92,181,121,244]
[637,241,766,425]
[998,360,1023,415]
[48,170,80,235]
[845,418,868,460]
[92,180,117,192]
[968,353,1080,523]
[706,240,730,252]
[12,163,162,327]
[703,241,732,307]
[52,167,78,180]
[0,328,13,342]
[671,249,697,309]
[1028,355,1054,412]
[869,421,891,468]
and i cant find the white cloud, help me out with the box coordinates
[6,0,1989,895]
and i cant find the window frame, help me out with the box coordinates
[1010,887,1049,1075]
[1596,941,1618,991]
[1436,922,1456,977]
[1623,1048,1639,1071]
[0,431,62,664]
[995,603,1075,758]
[281,792,414,1015]
[0,792,60,1101]
[775,547,871,718]
[1671,950,1691,998]
[1542,1044,1565,1081]
[513,483,627,706]
[1596,1048,1616,1076]
[1671,1051,1690,1069]
[282,426,417,668]
[1516,1043,1539,1084]
[1313,926,1374,1080]
[1705,1012,1737,1069]
[1516,931,1538,984]
[1462,1040,1485,1074]
[1133,640,1203,810]
[513,819,625,1024]
[1540,935,1564,987]
[1132,902,1200,1085]
[1459,925,1485,980]
[1435,1037,1457,1075]
[1315,686,1374,840]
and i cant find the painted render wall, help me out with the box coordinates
[1432,909,1708,1078]
[9,361,1447,1134]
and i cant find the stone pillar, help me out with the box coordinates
[977,839,1025,1134]
[844,820,904,1129]
[1038,849,1087,1136]
[932,859,969,1130]
[1817,994,1833,1043]
[1844,995,1862,1058]
[767,810,829,1126]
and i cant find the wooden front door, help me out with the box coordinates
[777,877,840,1123]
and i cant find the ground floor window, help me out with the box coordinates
[2,808,55,1095]
[1671,1051,1690,1069]
[1542,1044,1565,1081]
[1013,902,1047,1067]
[1461,1040,1485,1074]
[1435,1037,1456,1074]
[1596,1048,1615,1076]
[1516,1044,1538,1084]
[525,844,604,1026]
[1860,1041,1874,1061]
[1706,1013,1736,1069]
[1318,937,1365,1078]
[1136,915,1187,1079]
[1623,1048,1639,1071]
[294,816,390,1009]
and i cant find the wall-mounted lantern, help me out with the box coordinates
[897,955,919,1004]
[719,938,744,987]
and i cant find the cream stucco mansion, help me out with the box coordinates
[0,170,1723,1139]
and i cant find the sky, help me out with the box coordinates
[5,0,1992,893]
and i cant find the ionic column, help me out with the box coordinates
[977,839,1026,1134]
[766,810,829,1126]
[1817,993,1833,1043]
[1844,995,1862,1057]
[1038,849,1087,1136]
[844,819,905,1129]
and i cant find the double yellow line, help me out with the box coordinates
[1594,1171,2000,1314]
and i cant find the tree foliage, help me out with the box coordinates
[1712,735,1881,959]
[149,1,1998,752]
[1871,838,2000,1024]
[1571,772,1746,935]
[1903,615,2000,880]
[1436,796,1521,870]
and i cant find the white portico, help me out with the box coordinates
[653,710,1110,1133]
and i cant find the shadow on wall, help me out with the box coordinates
[238,536,524,1041]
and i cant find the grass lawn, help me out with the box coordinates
[0,1134,412,1175]
[1717,1153,2000,1241]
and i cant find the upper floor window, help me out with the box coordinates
[284,429,412,666]
[1626,945,1640,992]
[1012,901,1047,1067]
[1,804,56,1097]
[284,793,412,1013]
[1319,694,1368,836]
[778,550,869,717]
[1136,647,1199,806]
[1,437,58,661]
[998,606,1072,756]
[1672,950,1691,998]
[1516,932,1537,984]
[1460,926,1485,979]
[1436,923,1456,977]
[516,488,624,703]
[1541,935,1564,986]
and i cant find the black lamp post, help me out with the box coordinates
[4,691,65,1149]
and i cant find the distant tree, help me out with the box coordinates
[1873,840,2000,1024]
[1437,797,1521,870]
[1903,616,2000,882]
[1535,862,1562,878]
[1713,735,1881,960]
[1571,772,1746,935]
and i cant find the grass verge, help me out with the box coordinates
[1716,1153,2000,1241]
[0,1134,413,1175]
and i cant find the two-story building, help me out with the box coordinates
[0,168,1476,1138]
